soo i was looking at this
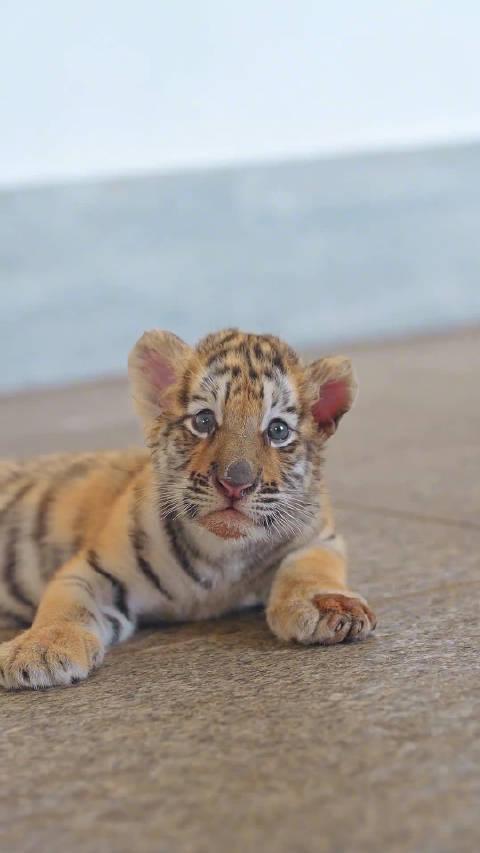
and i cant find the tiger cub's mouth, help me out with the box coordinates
[198,507,255,540]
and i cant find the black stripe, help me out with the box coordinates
[3,525,35,610]
[279,443,299,455]
[178,368,193,407]
[32,461,93,573]
[83,607,99,625]
[244,346,255,375]
[0,606,31,629]
[59,574,96,598]
[272,353,286,373]
[34,481,62,543]
[191,473,209,485]
[163,415,190,438]
[105,613,121,644]
[0,468,23,493]
[209,364,230,378]
[130,521,173,600]
[183,500,199,519]
[283,471,303,488]
[0,479,35,524]
[164,516,212,589]
[86,550,130,620]
[217,330,239,347]
[199,376,218,400]
[58,576,115,635]
[189,484,208,496]
[205,348,230,367]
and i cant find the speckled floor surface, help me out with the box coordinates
[1,328,479,853]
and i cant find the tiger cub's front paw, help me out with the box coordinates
[0,623,104,690]
[267,591,376,646]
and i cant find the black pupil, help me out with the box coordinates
[194,410,215,433]
[268,420,289,441]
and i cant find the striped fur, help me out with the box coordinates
[0,329,375,689]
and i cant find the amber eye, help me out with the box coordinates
[192,409,216,436]
[267,419,290,445]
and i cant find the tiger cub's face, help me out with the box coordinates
[129,329,357,544]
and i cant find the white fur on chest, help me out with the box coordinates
[132,525,271,622]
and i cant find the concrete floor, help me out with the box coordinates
[1,328,479,853]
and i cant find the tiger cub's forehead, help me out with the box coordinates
[186,329,303,425]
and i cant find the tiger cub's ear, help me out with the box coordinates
[128,330,192,425]
[305,356,358,437]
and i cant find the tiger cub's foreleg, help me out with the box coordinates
[0,553,135,689]
[266,544,376,645]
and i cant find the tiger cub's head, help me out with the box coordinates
[129,329,357,544]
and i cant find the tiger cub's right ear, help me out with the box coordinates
[128,330,192,425]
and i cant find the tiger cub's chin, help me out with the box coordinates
[198,508,255,540]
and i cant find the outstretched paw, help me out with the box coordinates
[267,591,376,645]
[0,623,103,690]
[312,593,376,643]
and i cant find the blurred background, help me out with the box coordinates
[1,0,480,392]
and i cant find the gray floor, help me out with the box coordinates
[1,328,479,853]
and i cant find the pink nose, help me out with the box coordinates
[214,459,256,500]
[215,479,249,500]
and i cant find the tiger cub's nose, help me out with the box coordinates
[215,459,256,499]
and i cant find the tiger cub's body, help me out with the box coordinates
[0,329,376,689]
[0,449,314,627]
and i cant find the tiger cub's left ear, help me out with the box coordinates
[128,329,192,426]
[305,356,358,437]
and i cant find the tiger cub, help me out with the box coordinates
[0,328,376,689]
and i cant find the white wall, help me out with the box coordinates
[1,0,480,186]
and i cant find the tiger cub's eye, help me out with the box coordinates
[267,419,290,445]
[192,409,216,435]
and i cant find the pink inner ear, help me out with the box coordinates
[141,350,176,393]
[311,379,349,427]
